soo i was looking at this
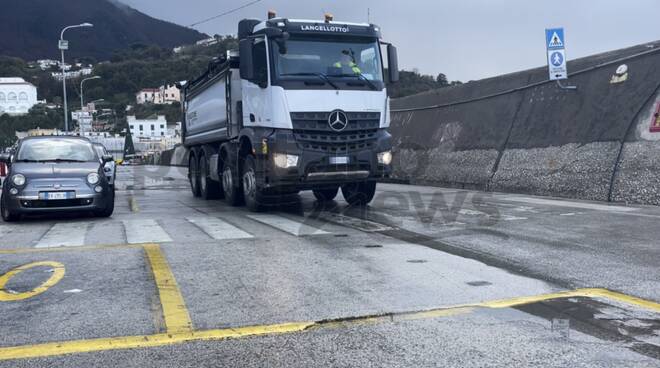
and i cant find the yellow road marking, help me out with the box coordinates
[128,197,139,212]
[0,322,313,361]
[0,281,657,361]
[143,243,193,334]
[0,261,65,301]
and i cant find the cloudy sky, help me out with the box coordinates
[120,0,660,82]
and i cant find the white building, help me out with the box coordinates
[128,115,168,138]
[135,84,180,105]
[0,78,38,116]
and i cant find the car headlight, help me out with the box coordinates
[103,167,112,173]
[273,153,299,168]
[11,174,26,186]
[87,173,100,185]
[377,151,393,165]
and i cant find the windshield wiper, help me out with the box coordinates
[280,73,339,90]
[16,159,43,163]
[44,159,88,163]
[333,73,378,90]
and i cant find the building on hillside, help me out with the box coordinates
[0,78,38,116]
[161,84,180,104]
[127,115,168,138]
[196,37,219,47]
[136,88,163,104]
[36,59,59,70]
[135,84,180,105]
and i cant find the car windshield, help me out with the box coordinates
[16,139,97,162]
[93,145,107,157]
[271,37,384,82]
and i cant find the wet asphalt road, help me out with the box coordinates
[0,165,658,367]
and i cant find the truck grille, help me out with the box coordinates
[290,112,380,153]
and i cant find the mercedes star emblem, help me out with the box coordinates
[328,110,348,132]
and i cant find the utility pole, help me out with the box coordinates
[59,23,94,133]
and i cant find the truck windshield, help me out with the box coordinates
[271,37,384,84]
[16,139,97,163]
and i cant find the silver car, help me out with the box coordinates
[0,136,115,221]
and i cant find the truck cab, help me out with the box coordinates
[182,13,399,211]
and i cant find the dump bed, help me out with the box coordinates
[182,61,231,147]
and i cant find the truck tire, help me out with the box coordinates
[313,187,339,202]
[189,155,201,197]
[199,155,221,200]
[1,195,19,222]
[341,181,377,206]
[222,162,243,206]
[242,155,265,212]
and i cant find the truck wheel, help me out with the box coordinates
[242,155,265,212]
[1,194,19,222]
[222,163,243,206]
[189,155,201,197]
[199,156,221,200]
[313,187,339,202]
[341,181,377,206]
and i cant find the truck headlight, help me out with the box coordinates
[11,174,26,186]
[273,153,299,168]
[377,151,392,165]
[87,173,100,185]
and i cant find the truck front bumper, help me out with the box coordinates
[256,129,392,192]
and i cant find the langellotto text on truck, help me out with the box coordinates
[181,12,399,211]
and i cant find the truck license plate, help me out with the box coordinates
[329,156,349,165]
[40,192,74,200]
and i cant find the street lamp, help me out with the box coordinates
[59,22,94,133]
[80,76,101,111]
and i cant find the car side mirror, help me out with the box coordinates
[387,44,399,83]
[102,154,114,163]
[0,153,10,164]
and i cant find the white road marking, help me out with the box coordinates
[35,223,88,248]
[186,217,253,240]
[247,214,330,236]
[313,212,393,232]
[501,196,636,212]
[63,289,83,293]
[123,219,172,244]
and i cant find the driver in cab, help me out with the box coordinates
[332,50,361,75]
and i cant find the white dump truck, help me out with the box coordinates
[181,12,399,211]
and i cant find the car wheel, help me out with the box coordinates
[95,187,114,218]
[341,181,377,206]
[222,162,243,206]
[313,187,339,202]
[199,155,221,200]
[189,155,201,197]
[1,194,19,222]
[242,155,265,212]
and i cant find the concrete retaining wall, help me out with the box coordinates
[391,40,660,204]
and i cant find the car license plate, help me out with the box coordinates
[329,156,349,165]
[40,192,74,200]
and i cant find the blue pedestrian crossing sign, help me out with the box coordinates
[545,28,567,80]
[546,28,565,49]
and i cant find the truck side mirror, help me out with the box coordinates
[0,153,10,164]
[387,44,399,83]
[239,39,255,81]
